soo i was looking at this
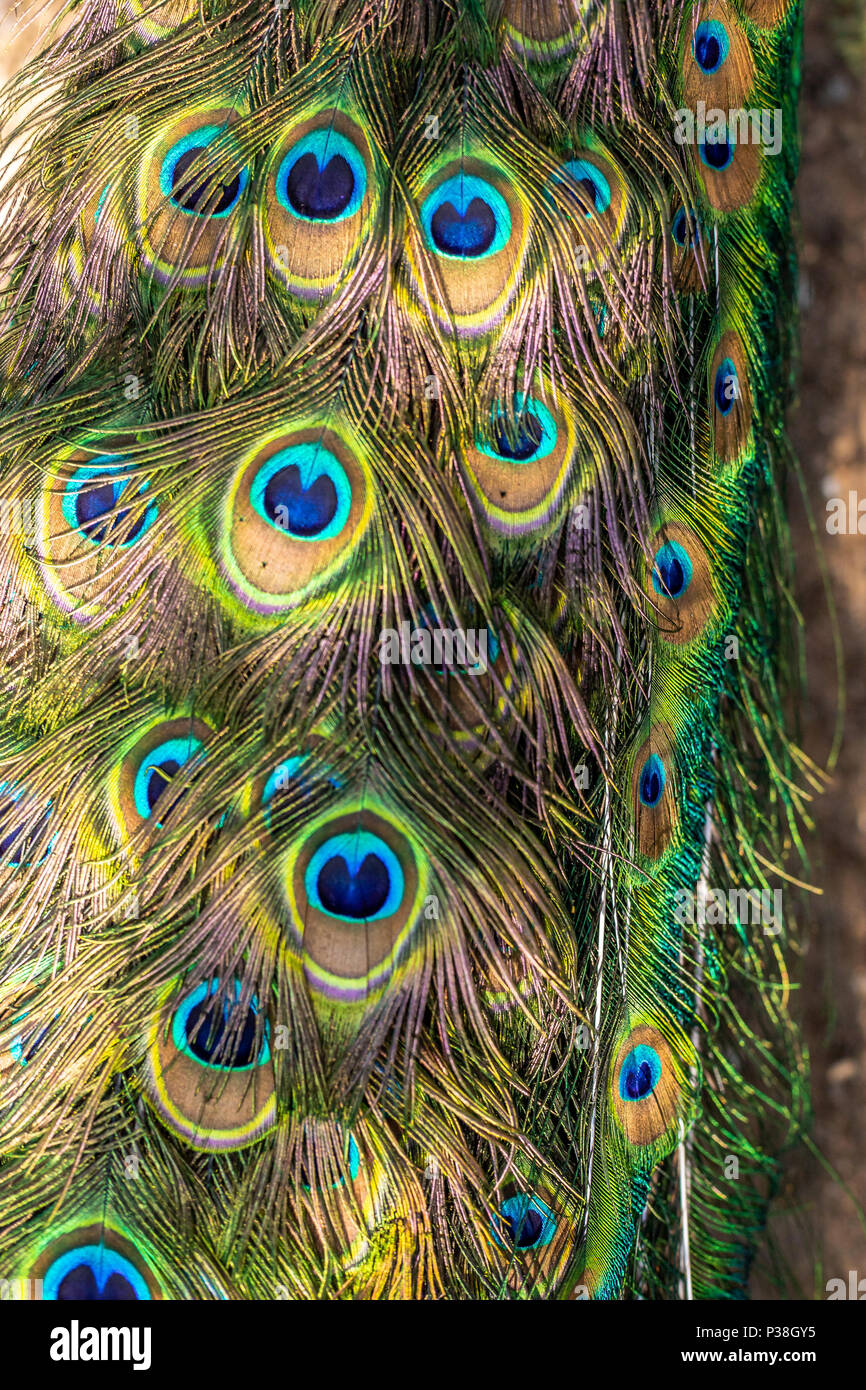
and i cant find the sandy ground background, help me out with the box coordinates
[0,0,863,1299]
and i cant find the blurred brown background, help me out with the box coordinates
[756,0,866,1300]
[0,0,863,1299]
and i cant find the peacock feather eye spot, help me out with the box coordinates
[618,1044,662,1102]
[43,1246,151,1301]
[421,174,511,261]
[286,151,354,219]
[562,159,612,219]
[638,753,666,808]
[170,147,240,215]
[62,459,158,550]
[714,358,739,415]
[479,394,558,465]
[492,410,544,460]
[651,539,693,600]
[699,137,734,172]
[132,735,205,824]
[275,130,366,224]
[159,127,248,218]
[305,829,405,923]
[431,195,496,256]
[250,443,352,542]
[173,981,270,1071]
[493,1194,556,1252]
[693,20,729,73]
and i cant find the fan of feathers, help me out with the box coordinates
[0,0,818,1301]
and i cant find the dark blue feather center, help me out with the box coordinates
[694,33,722,72]
[655,552,687,598]
[57,1267,138,1300]
[263,464,339,537]
[184,998,259,1068]
[430,197,497,256]
[317,852,391,919]
[286,153,355,220]
[492,411,544,460]
[624,1060,654,1100]
[504,1208,544,1249]
[75,481,147,544]
[700,138,734,171]
[639,765,663,808]
[170,146,241,215]
[714,359,738,415]
[145,758,181,814]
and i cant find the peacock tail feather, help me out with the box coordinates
[0,0,816,1300]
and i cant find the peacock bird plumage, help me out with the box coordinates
[0,0,816,1301]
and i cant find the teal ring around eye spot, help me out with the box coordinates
[275,129,367,222]
[132,735,205,823]
[638,753,666,808]
[61,457,158,548]
[618,1043,662,1102]
[42,1246,151,1302]
[420,173,512,260]
[249,443,352,543]
[159,126,249,217]
[692,19,729,74]
[476,393,558,464]
[171,978,271,1069]
[560,159,612,218]
[305,829,405,922]
[651,539,693,599]
[490,1193,557,1252]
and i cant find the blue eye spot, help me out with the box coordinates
[672,205,700,249]
[306,830,404,922]
[494,412,542,459]
[478,394,557,465]
[561,159,612,220]
[651,540,693,600]
[43,1246,151,1301]
[421,174,511,260]
[133,736,205,824]
[618,1044,662,1102]
[62,457,158,549]
[276,130,367,223]
[699,137,734,172]
[250,444,352,542]
[159,126,248,217]
[172,979,270,1070]
[638,753,666,808]
[693,20,729,74]
[714,358,739,415]
[492,1194,556,1252]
